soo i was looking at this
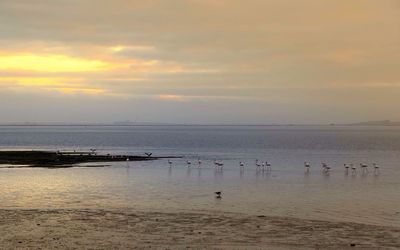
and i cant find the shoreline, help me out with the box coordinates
[1,208,399,249]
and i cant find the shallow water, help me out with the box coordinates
[0,125,399,227]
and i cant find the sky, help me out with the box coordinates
[0,0,399,124]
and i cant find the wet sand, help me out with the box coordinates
[1,209,399,249]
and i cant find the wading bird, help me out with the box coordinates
[351,164,357,175]
[360,163,369,174]
[373,163,380,175]
[344,164,350,175]
[304,162,310,173]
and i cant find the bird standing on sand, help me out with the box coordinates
[168,160,172,166]
[187,160,192,167]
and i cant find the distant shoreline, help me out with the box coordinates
[0,123,400,127]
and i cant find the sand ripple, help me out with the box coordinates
[0,209,399,249]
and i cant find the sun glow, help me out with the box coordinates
[0,54,112,72]
[0,76,106,96]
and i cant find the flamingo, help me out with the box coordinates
[214,160,219,167]
[255,162,261,171]
[261,162,266,171]
[321,163,330,174]
[351,164,357,175]
[304,162,310,173]
[373,163,380,175]
[344,163,349,175]
[239,161,245,172]
[266,162,272,172]
[360,163,369,174]
[216,162,224,170]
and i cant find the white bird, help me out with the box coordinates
[187,160,192,167]
[168,160,172,165]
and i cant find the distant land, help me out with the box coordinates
[347,120,400,126]
[0,120,400,126]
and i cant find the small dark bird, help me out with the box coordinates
[145,152,152,157]
[215,191,222,199]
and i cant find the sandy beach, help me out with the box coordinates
[1,209,399,249]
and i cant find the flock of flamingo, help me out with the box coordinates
[166,159,381,175]
[314,162,381,175]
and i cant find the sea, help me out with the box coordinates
[0,125,399,227]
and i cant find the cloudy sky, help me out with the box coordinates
[0,0,399,124]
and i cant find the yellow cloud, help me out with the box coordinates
[0,53,113,73]
[0,77,80,87]
[47,87,106,95]
[0,76,106,96]
[157,94,187,101]
[109,45,155,53]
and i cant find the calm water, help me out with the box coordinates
[0,125,399,226]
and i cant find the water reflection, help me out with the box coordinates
[186,167,192,177]
[168,166,172,176]
[0,162,399,227]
